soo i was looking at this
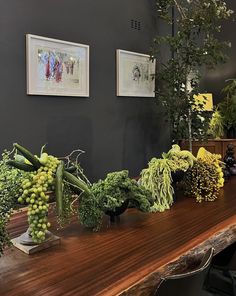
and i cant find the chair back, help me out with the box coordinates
[155,248,214,296]
[227,249,236,271]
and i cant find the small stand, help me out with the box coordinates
[11,229,60,254]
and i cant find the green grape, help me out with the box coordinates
[18,155,60,244]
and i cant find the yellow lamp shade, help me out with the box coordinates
[193,93,213,111]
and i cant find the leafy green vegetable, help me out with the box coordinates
[77,170,154,230]
[91,170,154,212]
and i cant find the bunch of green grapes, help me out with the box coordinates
[18,154,60,243]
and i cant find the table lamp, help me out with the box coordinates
[193,93,213,111]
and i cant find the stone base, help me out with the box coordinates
[11,233,60,255]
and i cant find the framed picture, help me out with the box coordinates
[26,34,89,97]
[116,49,156,97]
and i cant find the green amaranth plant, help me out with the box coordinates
[152,0,233,146]
[140,145,195,212]
[141,158,173,212]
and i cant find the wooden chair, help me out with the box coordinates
[155,248,214,296]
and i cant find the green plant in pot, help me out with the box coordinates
[152,0,233,149]
[71,170,155,229]
[208,109,225,139]
[140,145,195,212]
[218,79,236,138]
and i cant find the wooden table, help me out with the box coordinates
[1,179,236,296]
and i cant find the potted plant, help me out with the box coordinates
[218,79,236,138]
[208,109,225,139]
[76,170,155,228]
[152,0,233,150]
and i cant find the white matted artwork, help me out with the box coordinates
[116,49,156,97]
[26,34,89,97]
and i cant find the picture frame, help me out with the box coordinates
[26,34,89,97]
[116,49,156,97]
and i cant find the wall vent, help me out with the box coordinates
[131,19,141,31]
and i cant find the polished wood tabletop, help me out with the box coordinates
[1,178,236,296]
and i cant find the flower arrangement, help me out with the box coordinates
[184,147,224,202]
[1,141,226,254]
[7,143,87,243]
[78,170,154,230]
[8,144,154,235]
[184,160,220,202]
[197,147,224,188]
[140,145,195,212]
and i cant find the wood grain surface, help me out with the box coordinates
[1,178,236,296]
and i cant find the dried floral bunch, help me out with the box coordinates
[184,160,220,202]
[197,147,224,188]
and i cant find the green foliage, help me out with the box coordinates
[208,110,225,138]
[153,0,233,141]
[0,150,29,256]
[56,182,75,228]
[141,158,174,212]
[184,160,220,202]
[0,215,11,256]
[163,144,196,170]
[92,170,154,212]
[78,170,154,230]
[140,145,195,212]
[78,192,104,230]
[218,79,236,129]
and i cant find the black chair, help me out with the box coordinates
[155,248,214,296]
[205,242,236,296]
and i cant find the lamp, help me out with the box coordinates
[193,93,213,111]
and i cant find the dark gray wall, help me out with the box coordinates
[201,0,236,103]
[0,0,171,181]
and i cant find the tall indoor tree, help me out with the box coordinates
[152,0,233,150]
